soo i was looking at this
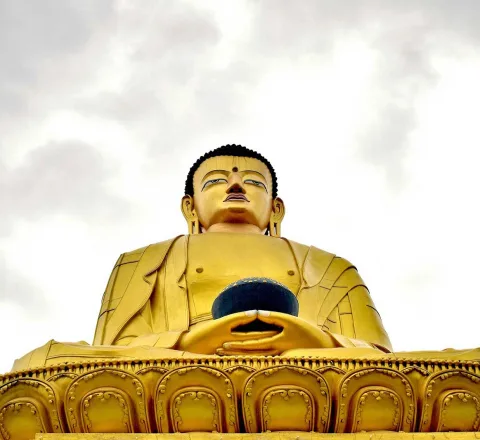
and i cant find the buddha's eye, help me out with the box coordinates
[244,179,268,192]
[202,178,228,191]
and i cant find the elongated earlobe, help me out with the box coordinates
[269,197,285,237]
[181,195,199,234]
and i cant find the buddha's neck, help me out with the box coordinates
[204,223,265,234]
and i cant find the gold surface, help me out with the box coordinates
[4,151,480,439]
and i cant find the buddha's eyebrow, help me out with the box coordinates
[201,169,267,183]
[201,170,229,183]
[241,170,267,181]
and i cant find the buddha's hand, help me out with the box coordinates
[216,310,337,356]
[176,310,280,355]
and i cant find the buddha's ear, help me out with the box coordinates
[181,195,200,234]
[269,197,285,237]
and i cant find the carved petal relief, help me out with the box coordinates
[0,399,46,440]
[437,390,480,431]
[65,368,149,433]
[172,389,221,432]
[261,387,315,432]
[243,366,330,433]
[421,370,480,432]
[351,387,402,432]
[155,366,238,433]
[0,378,63,440]
[336,367,415,433]
[81,388,133,433]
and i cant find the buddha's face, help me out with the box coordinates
[192,156,273,232]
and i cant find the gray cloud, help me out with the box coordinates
[249,0,480,186]
[73,2,229,151]
[0,141,131,234]
[55,0,480,188]
[3,0,480,187]
[249,1,480,60]
[359,23,439,187]
[0,2,127,317]
[0,0,115,129]
[0,255,48,313]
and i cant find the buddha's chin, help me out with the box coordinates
[227,206,247,214]
[216,206,254,224]
[208,204,264,226]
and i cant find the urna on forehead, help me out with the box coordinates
[193,156,273,188]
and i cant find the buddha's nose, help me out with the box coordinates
[226,173,246,194]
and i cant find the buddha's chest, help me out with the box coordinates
[185,234,301,317]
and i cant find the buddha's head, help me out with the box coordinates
[182,145,285,236]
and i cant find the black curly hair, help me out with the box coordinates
[185,144,278,198]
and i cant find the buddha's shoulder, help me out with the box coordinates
[286,238,356,274]
[116,236,185,266]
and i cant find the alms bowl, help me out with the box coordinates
[212,277,299,331]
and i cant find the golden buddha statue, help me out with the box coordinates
[13,145,391,370]
[3,145,480,438]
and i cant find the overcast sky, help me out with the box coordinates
[1,0,480,373]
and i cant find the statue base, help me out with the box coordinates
[2,352,480,438]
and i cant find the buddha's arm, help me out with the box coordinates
[93,250,145,345]
[93,245,186,348]
[288,264,392,355]
[322,285,392,352]
[324,266,392,351]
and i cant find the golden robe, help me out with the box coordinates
[93,235,392,352]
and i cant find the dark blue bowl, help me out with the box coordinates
[212,277,299,331]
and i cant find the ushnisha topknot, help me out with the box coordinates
[185,144,278,198]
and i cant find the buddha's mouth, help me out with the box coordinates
[224,194,250,202]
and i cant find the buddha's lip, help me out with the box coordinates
[224,194,249,202]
